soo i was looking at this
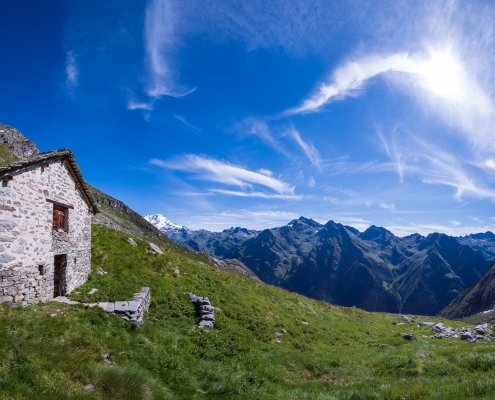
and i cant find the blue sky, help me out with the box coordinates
[2,0,495,235]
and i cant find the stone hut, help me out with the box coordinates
[0,149,98,307]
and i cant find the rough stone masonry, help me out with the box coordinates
[0,149,98,307]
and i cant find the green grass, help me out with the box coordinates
[1,225,495,399]
[0,143,19,166]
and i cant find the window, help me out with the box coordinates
[52,205,68,231]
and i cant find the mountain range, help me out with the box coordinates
[147,213,495,316]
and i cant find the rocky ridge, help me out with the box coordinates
[0,123,39,159]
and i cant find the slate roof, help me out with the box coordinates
[0,148,99,213]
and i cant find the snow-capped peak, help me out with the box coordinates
[144,214,186,231]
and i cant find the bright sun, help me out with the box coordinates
[418,50,465,101]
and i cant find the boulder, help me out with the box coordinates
[475,323,492,336]
[402,333,416,340]
[400,315,415,323]
[149,243,163,254]
[461,331,477,342]
[432,323,446,333]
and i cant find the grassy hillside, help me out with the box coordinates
[1,226,495,399]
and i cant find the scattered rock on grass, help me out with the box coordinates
[84,384,95,392]
[420,321,493,342]
[402,333,416,340]
[149,242,163,254]
[127,237,137,247]
[400,315,415,323]
[88,288,98,295]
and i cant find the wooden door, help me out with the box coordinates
[54,254,67,297]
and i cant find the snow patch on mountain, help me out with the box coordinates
[143,214,188,233]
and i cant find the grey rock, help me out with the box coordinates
[88,288,98,295]
[127,237,137,247]
[0,220,17,230]
[201,313,215,321]
[114,301,129,313]
[475,323,492,336]
[98,302,115,313]
[52,296,79,305]
[461,331,477,342]
[0,254,15,263]
[432,323,446,333]
[402,333,416,340]
[198,320,214,328]
[84,384,96,392]
[400,315,415,323]
[127,300,141,313]
[149,242,163,254]
[419,322,436,327]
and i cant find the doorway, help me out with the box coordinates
[54,254,67,297]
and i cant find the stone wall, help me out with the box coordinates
[0,158,92,306]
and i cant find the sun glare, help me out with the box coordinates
[418,50,465,101]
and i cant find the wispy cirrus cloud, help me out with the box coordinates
[150,154,296,196]
[128,0,195,111]
[184,209,301,231]
[285,128,321,168]
[174,115,201,132]
[283,47,488,115]
[325,156,408,176]
[236,117,321,168]
[211,189,302,200]
[236,117,290,157]
[65,50,78,93]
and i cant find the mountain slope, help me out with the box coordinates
[3,224,494,399]
[457,232,495,260]
[0,122,39,165]
[225,218,490,315]
[441,259,495,319]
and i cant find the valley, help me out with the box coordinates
[146,213,495,317]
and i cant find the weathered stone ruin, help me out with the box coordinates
[99,287,151,325]
[53,287,151,325]
[188,293,215,328]
[0,149,98,307]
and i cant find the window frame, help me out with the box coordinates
[52,204,68,232]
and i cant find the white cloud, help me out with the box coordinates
[150,154,295,195]
[65,51,78,91]
[386,222,495,238]
[144,0,195,98]
[174,115,201,131]
[184,209,301,231]
[127,100,154,110]
[325,157,406,176]
[210,189,302,200]
[129,0,195,111]
[285,128,322,168]
[236,117,290,157]
[376,126,405,181]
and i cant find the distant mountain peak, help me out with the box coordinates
[143,214,187,231]
[359,225,395,242]
[287,216,322,229]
